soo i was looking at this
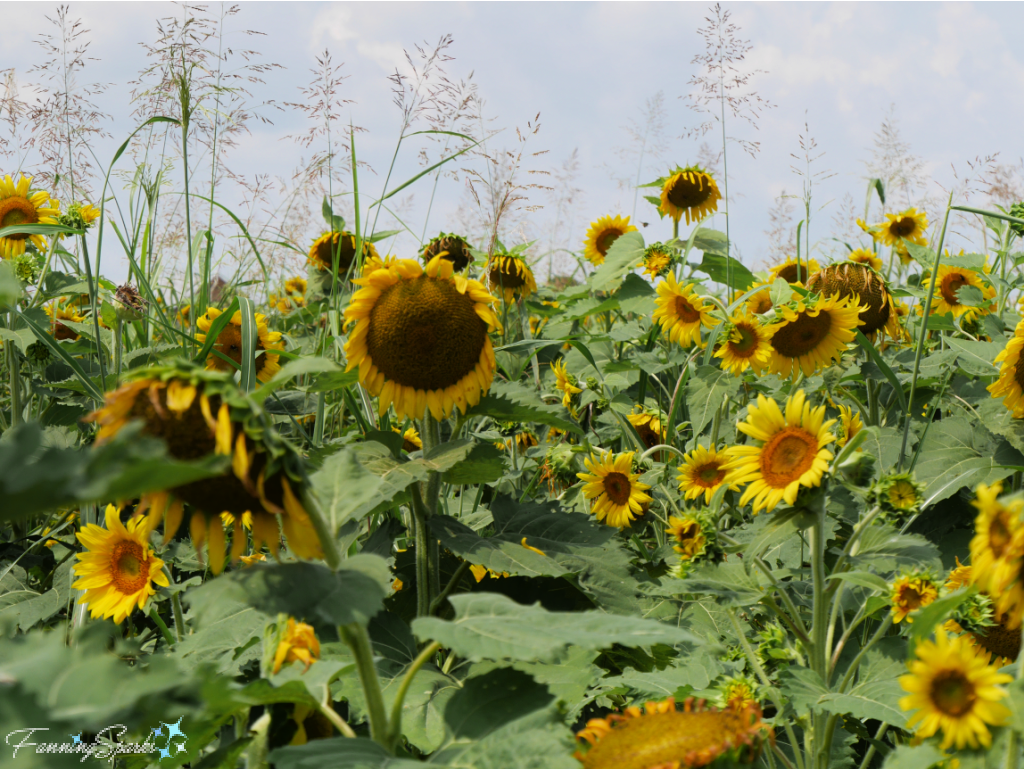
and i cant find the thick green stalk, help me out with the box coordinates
[113,319,123,387]
[339,623,389,747]
[7,338,20,429]
[420,414,443,597]
[410,485,432,618]
[386,641,441,747]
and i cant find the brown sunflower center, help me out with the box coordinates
[775,263,811,284]
[771,309,832,358]
[929,670,976,717]
[53,317,78,341]
[489,259,527,290]
[751,292,773,314]
[666,175,712,210]
[0,196,39,239]
[696,462,726,486]
[637,424,661,449]
[1014,354,1024,391]
[674,295,702,324]
[315,233,357,273]
[110,540,151,595]
[890,217,917,238]
[809,266,891,335]
[596,228,623,256]
[366,274,488,392]
[425,237,471,272]
[974,614,1022,662]
[759,428,817,488]
[603,472,633,505]
[940,273,968,306]
[580,710,749,769]
[128,381,218,460]
[213,324,268,374]
[899,586,925,611]
[989,514,1013,557]
[729,325,759,357]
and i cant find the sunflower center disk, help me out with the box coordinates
[111,541,150,594]
[697,463,725,485]
[667,177,710,209]
[674,296,702,324]
[490,262,527,290]
[760,429,816,488]
[1014,355,1024,391]
[776,264,810,284]
[366,275,488,392]
[989,515,1012,557]
[730,326,758,356]
[975,618,1022,662]
[889,482,916,508]
[901,587,924,610]
[929,671,977,717]
[214,325,267,374]
[317,236,356,272]
[772,310,832,357]
[603,472,633,505]
[596,229,623,256]
[940,274,967,305]
[0,197,39,239]
[891,217,917,237]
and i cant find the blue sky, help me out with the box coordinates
[5,1,1024,286]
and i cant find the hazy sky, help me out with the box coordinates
[5,1,1024,286]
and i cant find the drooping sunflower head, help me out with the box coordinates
[653,274,720,349]
[658,166,722,225]
[422,232,474,272]
[551,358,583,415]
[498,430,539,453]
[713,310,773,376]
[890,572,939,623]
[835,405,864,449]
[583,215,638,266]
[877,207,928,249]
[487,253,537,303]
[574,697,770,769]
[872,472,925,523]
[988,318,1024,418]
[44,299,85,341]
[677,444,737,505]
[577,450,652,529]
[344,256,501,421]
[769,258,820,286]
[924,264,995,322]
[847,248,883,271]
[723,390,836,515]
[805,261,903,340]
[195,306,284,384]
[273,617,321,674]
[307,230,379,277]
[899,628,1012,751]
[0,174,60,259]
[627,408,665,451]
[766,293,864,379]
[72,504,170,624]
[541,442,578,495]
[641,242,673,279]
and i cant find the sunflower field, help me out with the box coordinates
[4,8,1024,769]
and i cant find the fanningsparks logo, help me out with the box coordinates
[5,718,187,763]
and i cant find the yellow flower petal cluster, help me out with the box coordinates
[766,294,864,378]
[653,275,719,348]
[196,307,284,384]
[487,254,537,303]
[890,574,939,623]
[989,318,1024,417]
[713,310,773,375]
[273,617,321,674]
[969,482,1024,628]
[922,264,995,322]
[577,450,652,528]
[584,214,637,266]
[836,405,864,449]
[677,444,736,504]
[659,167,722,225]
[0,174,60,258]
[769,257,820,286]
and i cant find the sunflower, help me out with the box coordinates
[677,444,736,504]
[344,256,501,421]
[723,390,836,515]
[583,215,638,266]
[769,257,820,286]
[288,704,335,746]
[284,276,307,296]
[744,282,776,315]
[641,242,673,279]
[658,166,722,225]
[836,405,864,448]
[574,697,770,769]
[872,472,925,522]
[945,561,1022,664]
[487,253,537,303]
[713,310,773,375]
[552,359,583,415]
[195,306,284,384]
[990,319,1024,418]
[666,515,708,561]
[393,426,422,452]
[899,628,1011,750]
[653,275,720,348]
[72,504,169,624]
[44,300,85,341]
[923,264,995,322]
[273,617,321,674]
[766,294,864,379]
[846,248,883,271]
[891,573,939,623]
[499,431,538,453]
[577,450,652,528]
[0,174,60,259]
[56,201,100,233]
[719,677,759,711]
[308,230,379,277]
[627,409,665,451]
[969,482,1024,599]
[877,207,928,253]
[805,261,903,340]
[422,232,474,272]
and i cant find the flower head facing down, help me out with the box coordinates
[658,166,722,225]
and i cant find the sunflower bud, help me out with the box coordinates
[26,340,51,365]
[112,284,147,321]
[11,252,40,284]
[57,202,100,232]
[871,472,925,523]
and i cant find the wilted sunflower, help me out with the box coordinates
[890,573,939,623]
[658,166,722,225]
[836,405,864,448]
[583,214,638,266]
[654,275,719,348]
[847,248,883,271]
[195,306,284,384]
[677,444,736,504]
[574,697,770,769]
[876,207,928,254]
[724,390,836,515]
[922,264,995,322]
[806,261,903,340]
[273,617,321,674]
[308,230,379,277]
[899,628,1011,751]
[344,256,501,421]
[487,253,537,303]
[627,409,665,451]
[85,365,323,570]
[989,319,1024,417]
[422,232,474,272]
[44,299,85,341]
[641,242,673,279]
[551,359,583,415]
[577,450,652,529]
[72,504,169,624]
[0,174,60,259]
[713,311,773,375]
[769,257,820,286]
[766,294,864,378]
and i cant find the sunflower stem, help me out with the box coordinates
[898,196,952,470]
[7,337,21,429]
[855,722,887,769]
[339,622,390,749]
[385,641,441,748]
[420,414,443,598]
[866,378,879,427]
[170,590,185,643]
[113,318,123,388]
[149,606,176,648]
[410,484,432,618]
[300,486,342,571]
[810,495,830,769]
